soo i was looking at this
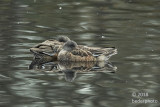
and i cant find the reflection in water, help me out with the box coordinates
[29,58,117,82]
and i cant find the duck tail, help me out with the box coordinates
[97,48,117,61]
[104,48,117,56]
[32,52,45,59]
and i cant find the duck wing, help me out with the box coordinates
[30,39,63,54]
[78,45,109,54]
[71,49,93,57]
[34,40,62,48]
[78,45,117,57]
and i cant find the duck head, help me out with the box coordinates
[63,41,77,51]
[57,36,70,42]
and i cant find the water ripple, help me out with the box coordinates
[16,35,43,40]
[15,30,37,33]
[0,0,160,107]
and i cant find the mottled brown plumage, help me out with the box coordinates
[58,41,117,62]
[30,36,117,62]
[30,36,70,54]
[30,36,116,55]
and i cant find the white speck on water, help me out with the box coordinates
[42,66,45,69]
[15,21,30,24]
[34,0,36,3]
[147,34,155,37]
[59,7,62,9]
[101,36,105,38]
[42,82,49,85]
[19,5,28,8]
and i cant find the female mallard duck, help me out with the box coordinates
[30,36,117,62]
[30,36,114,55]
[58,41,117,62]
[30,36,70,54]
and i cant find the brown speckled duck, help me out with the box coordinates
[58,41,117,62]
[30,36,117,61]
[30,36,70,54]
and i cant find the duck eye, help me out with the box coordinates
[71,44,75,47]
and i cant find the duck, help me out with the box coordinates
[30,36,117,61]
[30,36,70,54]
[58,41,117,62]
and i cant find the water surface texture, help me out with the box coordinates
[0,0,160,107]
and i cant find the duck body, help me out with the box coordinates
[58,41,117,62]
[30,36,117,62]
[30,39,113,55]
[58,49,97,62]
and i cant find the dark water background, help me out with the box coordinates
[0,0,160,107]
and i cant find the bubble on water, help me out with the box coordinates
[41,66,45,69]
[59,7,62,10]
[101,36,105,38]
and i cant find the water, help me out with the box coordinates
[0,0,160,107]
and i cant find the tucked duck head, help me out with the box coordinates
[63,41,77,51]
[57,36,70,42]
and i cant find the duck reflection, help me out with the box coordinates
[29,58,117,82]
